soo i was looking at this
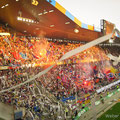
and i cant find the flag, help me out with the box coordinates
[32,54,39,59]
[28,42,33,49]
[4,36,11,46]
[106,72,115,80]
[110,66,117,74]
[11,51,20,60]
[19,52,27,59]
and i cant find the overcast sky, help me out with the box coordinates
[56,0,120,30]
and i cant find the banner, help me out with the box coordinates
[61,96,75,102]
[0,66,9,70]
[74,107,89,120]
[96,79,120,93]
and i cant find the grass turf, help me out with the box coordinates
[0,118,5,120]
[97,102,120,120]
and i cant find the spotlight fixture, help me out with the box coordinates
[23,18,25,21]
[65,22,70,24]
[5,4,9,7]
[38,13,42,16]
[49,10,54,13]
[38,10,54,16]
[17,16,36,24]
[1,4,9,8]
[1,6,5,8]
[50,25,54,27]
[43,11,48,14]
[74,29,79,33]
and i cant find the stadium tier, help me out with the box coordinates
[0,0,120,120]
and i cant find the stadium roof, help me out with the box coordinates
[0,0,101,41]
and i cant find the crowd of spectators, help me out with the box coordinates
[0,26,120,119]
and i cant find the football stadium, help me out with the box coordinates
[0,0,120,120]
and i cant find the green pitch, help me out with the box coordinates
[0,118,5,120]
[97,102,120,120]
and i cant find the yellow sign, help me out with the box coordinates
[32,0,39,6]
